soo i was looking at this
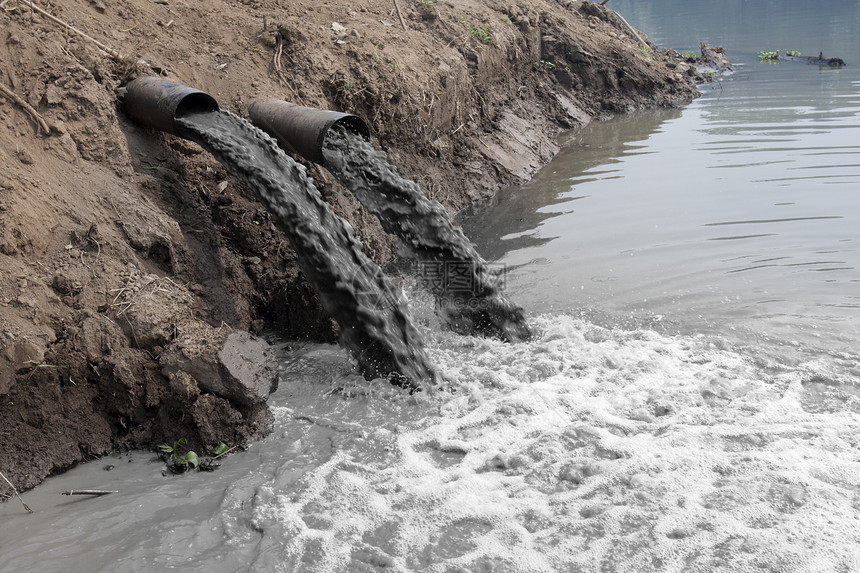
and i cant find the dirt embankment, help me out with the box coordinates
[0,0,705,493]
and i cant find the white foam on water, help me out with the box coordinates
[251,314,860,572]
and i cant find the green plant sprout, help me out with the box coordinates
[158,439,230,473]
[758,50,779,62]
[467,21,491,43]
[158,438,199,471]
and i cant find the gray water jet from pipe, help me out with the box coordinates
[321,125,532,342]
[174,110,435,387]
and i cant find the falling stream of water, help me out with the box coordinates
[175,110,434,386]
[322,126,531,342]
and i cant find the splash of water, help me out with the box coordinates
[322,126,531,343]
[3,317,860,572]
[247,316,860,572]
[176,111,435,386]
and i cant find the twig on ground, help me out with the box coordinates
[0,82,50,135]
[614,10,647,48]
[109,198,123,221]
[272,35,305,105]
[25,0,124,61]
[392,0,408,31]
[61,489,118,496]
[0,471,33,513]
[211,445,239,460]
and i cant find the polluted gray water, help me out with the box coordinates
[4,2,860,571]
[176,110,434,387]
[322,125,531,343]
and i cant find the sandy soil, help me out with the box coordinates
[0,0,708,492]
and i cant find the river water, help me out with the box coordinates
[3,2,860,572]
[461,0,860,361]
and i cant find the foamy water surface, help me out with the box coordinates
[2,315,859,572]
[246,316,860,572]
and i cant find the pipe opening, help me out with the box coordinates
[174,91,220,119]
[123,76,220,136]
[329,115,371,143]
[247,99,370,166]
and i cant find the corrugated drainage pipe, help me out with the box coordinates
[123,76,219,136]
[247,100,370,166]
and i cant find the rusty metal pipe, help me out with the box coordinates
[123,76,219,136]
[247,100,370,165]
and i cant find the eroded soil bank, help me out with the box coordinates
[1,0,709,493]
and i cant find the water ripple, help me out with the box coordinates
[704,216,843,227]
